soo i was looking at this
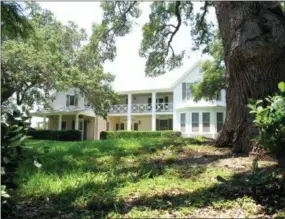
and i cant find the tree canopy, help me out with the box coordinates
[191,33,225,101]
[1,2,117,118]
[92,2,215,76]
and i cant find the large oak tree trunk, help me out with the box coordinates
[214,2,285,153]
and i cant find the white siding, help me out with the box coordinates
[173,66,226,109]
[173,107,226,138]
[51,88,85,110]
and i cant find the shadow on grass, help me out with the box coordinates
[119,166,285,214]
[16,140,283,218]
[15,166,284,218]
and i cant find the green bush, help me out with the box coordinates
[100,130,181,140]
[27,130,81,141]
[248,82,285,166]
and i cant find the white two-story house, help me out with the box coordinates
[31,61,226,140]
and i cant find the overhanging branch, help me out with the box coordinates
[166,1,182,56]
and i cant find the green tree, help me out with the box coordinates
[92,1,285,152]
[1,1,33,40]
[191,34,225,101]
[1,2,117,118]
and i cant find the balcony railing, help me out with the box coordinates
[109,104,128,113]
[109,103,173,114]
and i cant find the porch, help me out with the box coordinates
[107,115,173,131]
[109,92,173,114]
[31,108,97,140]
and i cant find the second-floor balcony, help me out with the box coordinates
[109,103,173,114]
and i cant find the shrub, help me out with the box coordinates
[100,130,181,140]
[27,130,81,141]
[248,82,285,166]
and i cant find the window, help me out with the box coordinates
[66,95,78,106]
[120,123,124,130]
[202,113,210,132]
[182,82,192,101]
[106,122,110,131]
[61,121,67,130]
[192,113,199,132]
[217,112,224,132]
[180,113,186,132]
[116,123,119,131]
[72,120,75,130]
[134,123,138,131]
[165,96,168,104]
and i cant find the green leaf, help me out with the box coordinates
[278,82,285,93]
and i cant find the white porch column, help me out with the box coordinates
[152,92,156,131]
[127,93,132,131]
[75,113,79,130]
[199,112,203,133]
[43,116,47,130]
[211,111,216,139]
[58,114,62,130]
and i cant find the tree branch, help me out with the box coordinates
[198,2,209,30]
[16,79,38,105]
[167,1,181,56]
[103,1,137,38]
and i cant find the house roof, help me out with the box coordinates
[113,60,202,94]
[31,106,95,117]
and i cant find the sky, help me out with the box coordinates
[38,2,216,89]
[32,2,216,126]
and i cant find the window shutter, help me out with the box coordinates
[66,95,70,107]
[187,83,192,100]
[182,83,186,100]
[75,95,79,106]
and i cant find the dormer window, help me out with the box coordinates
[66,95,78,107]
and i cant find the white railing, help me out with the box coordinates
[109,103,173,114]
[156,103,173,112]
[109,104,128,113]
[132,104,152,113]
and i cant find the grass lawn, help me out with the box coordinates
[14,138,284,218]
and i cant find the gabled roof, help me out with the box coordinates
[113,60,202,94]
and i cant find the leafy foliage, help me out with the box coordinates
[191,35,226,101]
[100,130,181,140]
[139,2,194,75]
[1,2,117,117]
[1,1,33,41]
[248,82,285,166]
[1,108,30,218]
[93,1,215,76]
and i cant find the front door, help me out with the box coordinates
[134,123,138,131]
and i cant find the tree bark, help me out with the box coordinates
[214,2,285,153]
